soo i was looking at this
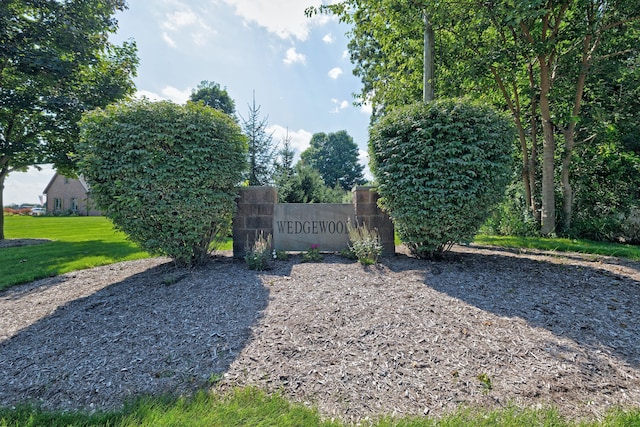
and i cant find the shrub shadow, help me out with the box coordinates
[1,240,148,291]
[0,256,285,412]
[385,245,640,368]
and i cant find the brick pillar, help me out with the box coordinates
[353,186,395,256]
[233,186,277,259]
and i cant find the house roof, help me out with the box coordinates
[43,172,91,195]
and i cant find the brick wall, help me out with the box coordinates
[352,186,395,256]
[232,186,277,258]
[233,186,395,258]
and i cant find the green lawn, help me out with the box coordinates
[1,216,235,290]
[1,216,152,290]
[1,388,638,427]
[474,234,640,261]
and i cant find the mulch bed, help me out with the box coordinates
[0,245,638,423]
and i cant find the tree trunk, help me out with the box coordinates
[528,137,539,221]
[560,136,573,231]
[487,65,537,219]
[0,161,8,241]
[560,33,593,232]
[423,11,435,103]
[539,59,556,235]
[528,63,540,222]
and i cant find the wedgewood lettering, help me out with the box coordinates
[276,220,348,235]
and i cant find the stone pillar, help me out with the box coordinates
[233,186,277,259]
[353,186,395,256]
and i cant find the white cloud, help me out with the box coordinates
[357,94,373,115]
[161,9,198,31]
[268,125,312,161]
[223,0,333,41]
[160,5,216,48]
[134,90,166,102]
[134,87,191,104]
[161,86,192,104]
[342,49,349,60]
[283,47,306,65]
[360,103,373,115]
[323,33,335,44]
[162,32,177,48]
[328,67,343,79]
[330,98,349,113]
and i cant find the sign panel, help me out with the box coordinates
[273,204,355,251]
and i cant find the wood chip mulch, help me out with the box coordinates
[0,245,638,423]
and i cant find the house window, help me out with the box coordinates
[54,198,63,211]
[70,198,78,212]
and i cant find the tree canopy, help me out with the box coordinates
[189,80,236,116]
[313,0,640,236]
[300,130,365,191]
[0,0,138,239]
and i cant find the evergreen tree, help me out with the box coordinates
[273,129,296,202]
[241,92,277,186]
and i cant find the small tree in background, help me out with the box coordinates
[273,129,296,202]
[78,100,247,266]
[189,80,236,117]
[241,92,277,186]
[280,164,345,203]
[370,99,514,258]
[300,130,365,190]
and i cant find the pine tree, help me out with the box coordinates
[273,129,296,202]
[241,92,277,186]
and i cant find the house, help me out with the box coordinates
[43,173,102,216]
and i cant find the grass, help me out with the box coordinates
[393,232,640,261]
[1,216,149,290]
[0,388,638,426]
[0,216,232,291]
[474,234,640,261]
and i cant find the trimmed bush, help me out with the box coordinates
[78,100,247,266]
[369,99,514,258]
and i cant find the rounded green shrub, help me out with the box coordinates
[369,99,514,258]
[78,100,247,266]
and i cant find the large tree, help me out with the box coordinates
[311,0,640,235]
[300,130,365,190]
[189,80,236,117]
[0,0,138,239]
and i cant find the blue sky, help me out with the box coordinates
[4,0,371,206]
